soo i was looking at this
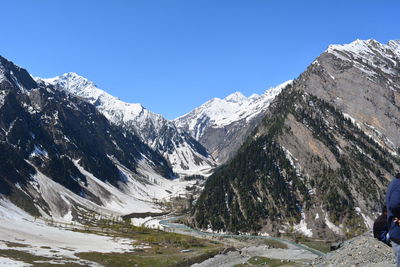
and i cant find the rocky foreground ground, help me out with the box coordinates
[310,232,395,267]
[191,231,397,266]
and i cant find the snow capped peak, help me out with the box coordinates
[266,80,293,94]
[59,72,96,87]
[389,39,400,45]
[327,38,400,58]
[64,72,83,78]
[175,80,292,139]
[327,39,378,54]
[43,72,99,99]
[43,72,83,83]
[225,91,247,103]
[326,39,400,77]
[388,40,400,53]
[249,93,260,100]
[41,73,146,122]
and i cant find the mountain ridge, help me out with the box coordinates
[38,72,216,177]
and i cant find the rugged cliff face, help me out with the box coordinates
[0,56,186,220]
[189,39,400,239]
[301,39,400,154]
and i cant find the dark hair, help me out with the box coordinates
[396,173,400,179]
[382,205,387,213]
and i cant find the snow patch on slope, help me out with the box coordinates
[0,257,30,266]
[355,207,374,229]
[325,214,343,235]
[29,145,48,158]
[0,91,6,108]
[74,157,197,214]
[281,146,301,176]
[29,168,117,220]
[161,136,214,176]
[26,157,199,223]
[74,160,162,214]
[294,212,313,237]
[0,65,5,84]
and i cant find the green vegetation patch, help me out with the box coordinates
[299,240,331,254]
[73,218,223,267]
[279,233,331,254]
[0,249,48,263]
[293,236,331,254]
[3,241,30,248]
[77,248,220,267]
[0,249,84,266]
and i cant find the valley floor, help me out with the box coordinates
[5,197,387,267]
[0,197,323,267]
[158,216,322,267]
[0,198,223,266]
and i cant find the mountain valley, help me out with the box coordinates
[0,38,399,266]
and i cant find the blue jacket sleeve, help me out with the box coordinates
[389,184,400,218]
[380,230,389,243]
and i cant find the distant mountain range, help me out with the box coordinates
[175,81,292,163]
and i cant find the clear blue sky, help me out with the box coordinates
[1,0,399,119]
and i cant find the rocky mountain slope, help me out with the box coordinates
[175,81,291,163]
[302,39,400,154]
[0,56,194,221]
[188,39,400,239]
[40,73,216,176]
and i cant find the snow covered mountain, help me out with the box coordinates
[39,73,216,176]
[189,39,400,238]
[0,56,197,222]
[174,81,292,163]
